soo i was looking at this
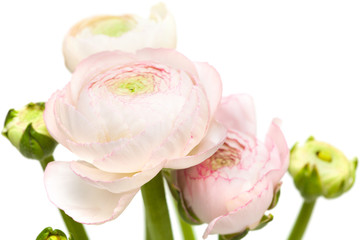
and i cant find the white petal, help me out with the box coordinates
[44,89,73,148]
[70,160,165,193]
[44,161,138,224]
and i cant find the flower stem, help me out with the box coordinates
[59,209,89,240]
[40,155,89,240]
[288,200,317,240]
[141,172,174,240]
[173,199,196,240]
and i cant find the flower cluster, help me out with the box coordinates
[3,3,294,239]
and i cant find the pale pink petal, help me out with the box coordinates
[165,121,227,169]
[195,62,222,118]
[136,48,198,79]
[70,160,165,193]
[91,120,172,173]
[149,87,209,162]
[265,119,289,181]
[44,161,138,224]
[203,181,273,238]
[54,99,100,143]
[216,94,256,137]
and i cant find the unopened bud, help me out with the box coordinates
[289,137,357,201]
[36,227,71,240]
[2,102,57,160]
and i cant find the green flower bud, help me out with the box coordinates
[2,102,57,160]
[36,227,72,240]
[289,136,357,201]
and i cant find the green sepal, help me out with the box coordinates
[290,142,298,154]
[162,169,202,225]
[19,123,57,160]
[293,163,322,201]
[218,229,249,240]
[36,227,68,240]
[2,108,17,131]
[268,183,281,210]
[253,214,273,230]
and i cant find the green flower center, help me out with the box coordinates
[91,17,137,37]
[108,75,154,95]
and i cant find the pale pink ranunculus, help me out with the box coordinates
[176,94,289,238]
[44,48,226,224]
[63,3,176,72]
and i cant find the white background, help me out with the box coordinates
[0,0,359,239]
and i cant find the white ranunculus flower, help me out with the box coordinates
[44,48,226,224]
[63,3,176,72]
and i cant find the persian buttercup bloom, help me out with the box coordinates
[177,94,289,238]
[44,48,226,224]
[63,3,176,72]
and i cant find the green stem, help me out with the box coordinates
[40,155,89,240]
[288,200,317,240]
[39,155,55,171]
[173,199,196,240]
[141,172,174,240]
[59,209,89,240]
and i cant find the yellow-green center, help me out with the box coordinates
[108,76,154,95]
[316,150,332,162]
[91,17,137,37]
[210,157,237,171]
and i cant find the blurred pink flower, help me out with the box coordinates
[176,94,289,238]
[44,48,226,224]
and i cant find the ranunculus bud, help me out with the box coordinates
[2,102,57,160]
[289,137,357,201]
[175,94,289,239]
[36,227,71,240]
[63,3,176,72]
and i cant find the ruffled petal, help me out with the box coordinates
[70,160,165,193]
[165,121,227,169]
[195,62,222,118]
[216,94,256,137]
[136,48,198,79]
[203,181,273,238]
[44,90,73,148]
[149,87,209,162]
[44,161,138,224]
[70,51,137,101]
[91,120,173,173]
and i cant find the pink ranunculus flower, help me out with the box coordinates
[176,94,289,238]
[63,3,176,72]
[44,48,226,224]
